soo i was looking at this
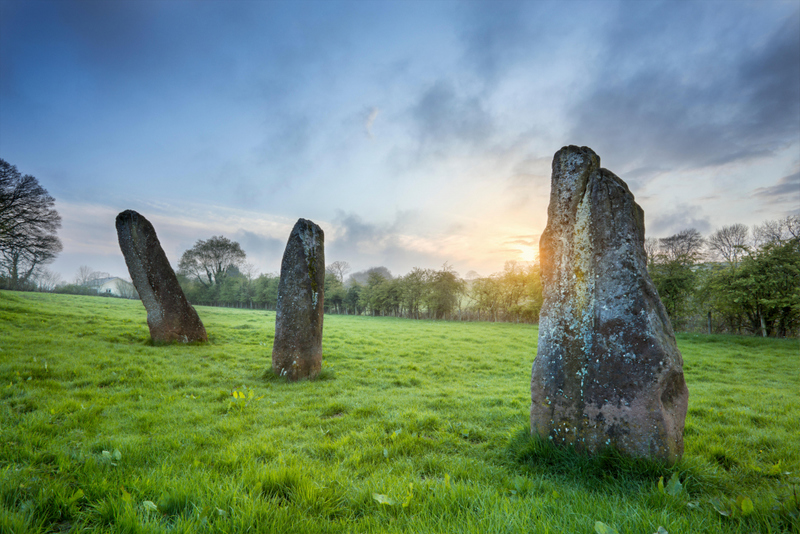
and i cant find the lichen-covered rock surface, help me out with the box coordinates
[530,146,688,464]
[115,210,207,343]
[272,218,325,381]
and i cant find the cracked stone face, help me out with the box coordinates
[530,146,688,464]
[116,210,207,343]
[272,218,325,381]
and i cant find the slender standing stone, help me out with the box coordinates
[272,218,325,380]
[116,210,207,343]
[530,146,688,464]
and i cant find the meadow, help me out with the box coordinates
[0,291,798,533]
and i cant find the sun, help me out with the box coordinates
[517,245,539,263]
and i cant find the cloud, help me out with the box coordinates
[364,107,380,138]
[753,170,800,215]
[457,0,531,86]
[505,235,540,248]
[234,230,286,274]
[754,171,800,199]
[568,3,800,174]
[646,204,712,238]
[409,80,494,152]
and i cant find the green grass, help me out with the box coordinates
[1,290,798,533]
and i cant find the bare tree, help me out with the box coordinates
[0,159,63,288]
[240,262,258,281]
[115,278,139,299]
[326,260,351,283]
[708,223,749,268]
[657,228,705,265]
[34,268,62,292]
[644,237,659,266]
[753,215,800,248]
[75,265,95,285]
[74,266,109,286]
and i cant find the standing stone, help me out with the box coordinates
[530,146,688,464]
[272,218,325,381]
[116,210,207,343]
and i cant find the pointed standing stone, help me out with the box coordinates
[272,218,325,381]
[530,146,688,464]
[116,210,207,343]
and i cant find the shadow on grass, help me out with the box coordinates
[506,426,717,495]
[261,367,336,383]
[145,338,210,347]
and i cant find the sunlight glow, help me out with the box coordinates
[517,245,539,263]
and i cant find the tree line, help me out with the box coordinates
[2,159,796,336]
[173,216,799,337]
[647,216,799,337]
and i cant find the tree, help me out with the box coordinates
[0,159,63,289]
[178,236,246,287]
[729,238,800,337]
[324,271,346,313]
[658,228,705,265]
[752,215,800,248]
[326,260,351,283]
[74,265,110,287]
[425,263,464,320]
[343,281,364,315]
[34,268,62,292]
[708,223,749,269]
[649,228,705,329]
[115,279,139,299]
[644,237,659,267]
[75,265,95,286]
[401,267,431,319]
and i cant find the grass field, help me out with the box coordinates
[1,291,798,533]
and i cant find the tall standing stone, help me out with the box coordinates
[530,146,688,464]
[116,210,207,343]
[272,218,325,381]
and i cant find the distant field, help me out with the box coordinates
[1,291,798,533]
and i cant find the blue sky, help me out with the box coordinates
[1,0,798,282]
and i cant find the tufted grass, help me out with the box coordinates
[0,290,798,533]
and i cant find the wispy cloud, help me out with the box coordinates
[753,170,800,214]
[364,107,380,138]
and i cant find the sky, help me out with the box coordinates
[1,0,798,283]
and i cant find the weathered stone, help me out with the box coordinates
[272,218,325,381]
[116,210,207,343]
[530,146,688,464]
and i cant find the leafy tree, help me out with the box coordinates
[324,271,346,313]
[401,267,431,319]
[730,239,800,337]
[0,159,63,289]
[361,269,395,316]
[425,263,464,320]
[343,281,364,315]
[254,273,280,309]
[178,236,246,287]
[469,275,502,321]
[649,228,705,329]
